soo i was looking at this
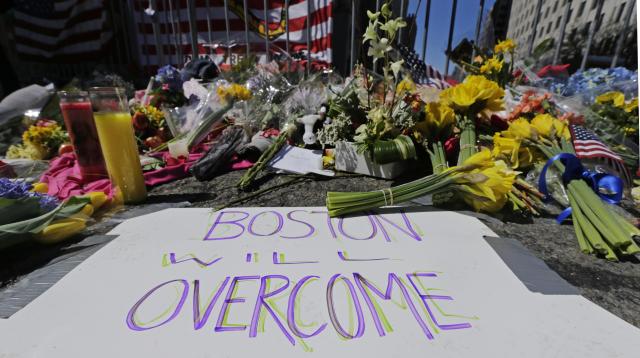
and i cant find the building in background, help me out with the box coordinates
[478,0,513,51]
[507,0,637,67]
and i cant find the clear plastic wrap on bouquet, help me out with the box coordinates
[163,79,234,149]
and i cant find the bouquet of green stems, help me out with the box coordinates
[494,114,640,261]
[327,148,516,217]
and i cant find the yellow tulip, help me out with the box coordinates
[86,191,108,210]
[76,204,94,217]
[36,217,87,244]
[531,114,556,138]
[31,182,49,194]
[595,91,625,107]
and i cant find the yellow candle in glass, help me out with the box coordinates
[89,88,147,203]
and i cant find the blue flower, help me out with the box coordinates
[156,65,183,91]
[0,178,59,213]
[535,67,638,103]
[0,178,32,199]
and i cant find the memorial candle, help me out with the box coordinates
[58,91,107,182]
[89,87,147,203]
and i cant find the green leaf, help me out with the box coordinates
[0,196,90,248]
[381,3,392,18]
[362,21,378,44]
[187,101,234,148]
[390,60,404,79]
[0,197,42,226]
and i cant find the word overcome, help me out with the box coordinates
[126,272,471,345]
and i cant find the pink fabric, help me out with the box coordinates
[40,149,254,200]
[40,153,114,200]
[143,150,205,186]
[230,159,253,170]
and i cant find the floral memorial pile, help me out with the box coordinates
[0,1,638,261]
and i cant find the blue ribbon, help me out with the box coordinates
[538,153,623,223]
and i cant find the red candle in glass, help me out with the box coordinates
[58,91,108,182]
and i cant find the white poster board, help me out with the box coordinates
[1,207,639,357]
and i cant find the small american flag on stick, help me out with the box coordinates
[396,44,451,90]
[570,124,631,184]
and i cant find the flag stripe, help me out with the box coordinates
[132,0,333,67]
[135,5,332,35]
[133,0,308,12]
[13,0,110,62]
[140,32,331,55]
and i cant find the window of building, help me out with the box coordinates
[553,1,559,12]
[609,6,617,23]
[597,13,604,30]
[577,1,586,16]
[591,0,597,10]
[545,6,550,18]
[556,16,562,29]
[617,3,626,22]
[547,22,552,34]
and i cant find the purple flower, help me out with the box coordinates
[0,178,59,213]
[156,65,183,91]
[0,178,32,199]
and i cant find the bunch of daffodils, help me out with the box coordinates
[498,114,640,261]
[326,149,516,217]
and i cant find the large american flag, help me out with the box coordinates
[132,0,333,72]
[570,124,631,184]
[13,0,111,62]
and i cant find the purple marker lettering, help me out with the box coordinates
[249,275,295,345]
[353,273,434,339]
[371,210,423,242]
[248,211,284,236]
[203,211,250,240]
[310,210,337,238]
[287,275,327,338]
[338,215,377,240]
[406,273,472,330]
[326,274,365,339]
[215,275,259,332]
[280,210,316,239]
[169,253,222,267]
[126,279,189,331]
[193,277,230,330]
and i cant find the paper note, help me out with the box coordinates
[269,145,334,176]
[0,207,638,357]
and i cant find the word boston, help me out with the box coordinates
[0,208,638,358]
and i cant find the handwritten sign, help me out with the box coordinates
[1,207,639,357]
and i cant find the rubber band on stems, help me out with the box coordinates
[379,188,394,207]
